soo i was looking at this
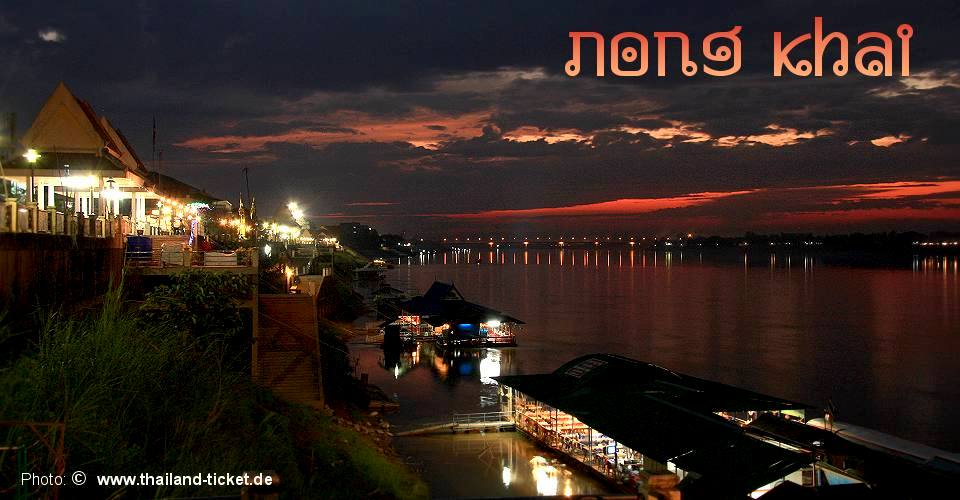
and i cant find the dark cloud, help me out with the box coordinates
[1,1,958,235]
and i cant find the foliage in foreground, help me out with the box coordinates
[0,287,426,499]
[140,270,251,337]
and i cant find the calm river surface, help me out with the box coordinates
[356,248,959,497]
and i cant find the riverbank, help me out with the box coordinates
[0,283,427,499]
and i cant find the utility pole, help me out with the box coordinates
[243,167,256,240]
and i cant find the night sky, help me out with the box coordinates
[1,1,958,236]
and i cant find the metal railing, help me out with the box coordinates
[124,243,257,270]
[452,411,512,425]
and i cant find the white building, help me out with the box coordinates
[0,82,217,236]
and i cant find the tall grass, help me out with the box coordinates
[0,287,426,499]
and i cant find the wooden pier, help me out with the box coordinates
[394,412,514,436]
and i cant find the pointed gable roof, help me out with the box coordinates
[422,282,465,302]
[20,82,117,155]
[398,281,523,324]
[112,126,146,172]
[99,116,145,172]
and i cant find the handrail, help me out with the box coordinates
[124,243,257,270]
[452,411,511,424]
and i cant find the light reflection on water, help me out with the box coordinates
[368,249,959,452]
[359,249,959,495]
[369,343,507,417]
[390,432,614,498]
[405,248,960,275]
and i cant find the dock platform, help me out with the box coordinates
[394,412,514,436]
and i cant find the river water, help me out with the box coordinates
[355,248,959,497]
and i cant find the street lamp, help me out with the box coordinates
[287,200,306,226]
[23,149,41,163]
[23,149,40,204]
[102,177,122,217]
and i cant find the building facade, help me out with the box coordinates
[0,82,217,238]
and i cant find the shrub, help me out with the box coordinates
[0,287,426,499]
[140,270,251,338]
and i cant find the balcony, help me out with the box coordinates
[1,200,136,238]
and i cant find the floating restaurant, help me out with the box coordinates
[385,282,523,347]
[496,354,866,498]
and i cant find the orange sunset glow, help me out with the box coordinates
[446,190,756,219]
[175,109,491,153]
[3,4,960,500]
[435,180,960,229]
[18,3,949,237]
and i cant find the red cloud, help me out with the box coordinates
[445,190,756,219]
[175,109,490,153]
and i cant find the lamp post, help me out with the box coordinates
[23,149,40,203]
[62,163,71,213]
[103,177,118,217]
[22,149,41,232]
